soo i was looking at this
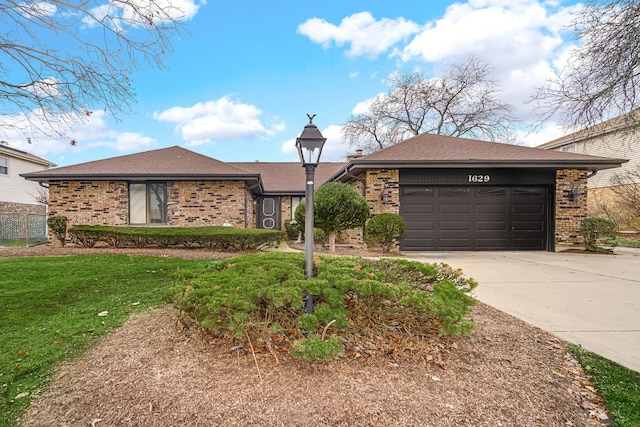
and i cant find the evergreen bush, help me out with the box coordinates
[47,215,68,246]
[581,217,618,253]
[174,252,477,362]
[365,213,406,252]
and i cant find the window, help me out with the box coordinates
[129,182,167,224]
[0,157,7,175]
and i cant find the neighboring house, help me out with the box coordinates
[538,112,639,230]
[23,133,624,251]
[0,143,56,214]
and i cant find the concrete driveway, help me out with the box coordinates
[405,248,640,373]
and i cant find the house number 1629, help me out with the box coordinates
[468,174,490,183]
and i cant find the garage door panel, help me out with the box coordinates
[405,221,435,231]
[402,238,436,250]
[512,221,544,232]
[440,221,471,231]
[476,204,507,214]
[403,204,435,214]
[512,204,545,214]
[511,238,545,250]
[438,238,472,249]
[439,204,471,214]
[476,221,508,231]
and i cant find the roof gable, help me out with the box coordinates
[328,133,626,182]
[358,133,619,163]
[22,146,257,180]
[231,162,346,193]
[0,144,56,167]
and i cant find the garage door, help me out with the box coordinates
[400,186,548,251]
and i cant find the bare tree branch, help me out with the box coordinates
[342,56,518,153]
[0,0,193,140]
[533,0,640,130]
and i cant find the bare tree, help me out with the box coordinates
[28,185,49,205]
[0,0,193,140]
[610,167,640,231]
[342,56,518,152]
[533,0,640,130]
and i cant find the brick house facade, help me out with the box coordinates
[23,135,624,252]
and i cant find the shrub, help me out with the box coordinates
[284,219,300,240]
[67,225,285,250]
[581,217,618,253]
[295,183,370,252]
[174,253,477,362]
[365,213,406,252]
[47,215,68,246]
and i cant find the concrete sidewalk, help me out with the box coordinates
[405,248,640,373]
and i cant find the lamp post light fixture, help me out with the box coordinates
[295,114,326,315]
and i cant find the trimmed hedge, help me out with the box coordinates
[68,225,285,251]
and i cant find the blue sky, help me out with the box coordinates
[6,0,583,167]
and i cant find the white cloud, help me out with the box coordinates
[297,12,421,57]
[325,1,583,143]
[154,96,284,145]
[84,0,203,28]
[399,0,577,72]
[280,124,351,163]
[0,110,157,158]
[20,1,57,17]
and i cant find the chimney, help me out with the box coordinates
[347,149,364,161]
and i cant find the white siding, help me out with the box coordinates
[0,155,49,205]
[547,130,639,189]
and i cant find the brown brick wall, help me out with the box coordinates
[340,169,401,248]
[555,169,589,248]
[168,181,253,227]
[48,180,257,231]
[48,181,129,226]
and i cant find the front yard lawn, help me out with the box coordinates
[0,254,209,426]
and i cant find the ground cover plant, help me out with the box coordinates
[174,252,478,361]
[0,254,210,427]
[569,345,640,426]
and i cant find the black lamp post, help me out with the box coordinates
[295,114,326,314]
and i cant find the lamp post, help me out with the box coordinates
[295,114,326,314]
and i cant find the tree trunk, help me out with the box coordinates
[328,231,337,253]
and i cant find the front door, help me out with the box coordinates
[257,196,281,230]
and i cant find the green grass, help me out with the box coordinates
[0,238,48,248]
[0,254,210,427]
[2,253,639,426]
[569,344,640,426]
[613,236,640,248]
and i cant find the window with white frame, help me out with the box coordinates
[0,157,7,175]
[129,182,167,224]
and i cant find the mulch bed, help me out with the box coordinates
[3,243,610,426]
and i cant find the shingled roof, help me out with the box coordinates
[22,146,261,185]
[0,144,56,167]
[231,162,346,194]
[330,133,626,181]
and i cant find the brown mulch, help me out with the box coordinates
[3,244,610,426]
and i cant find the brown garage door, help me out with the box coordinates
[400,185,548,251]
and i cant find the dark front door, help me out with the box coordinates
[257,196,281,230]
[400,185,548,251]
